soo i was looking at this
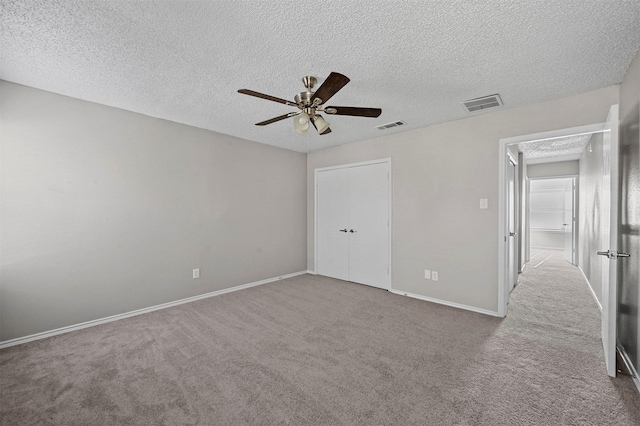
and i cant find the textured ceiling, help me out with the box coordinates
[518,134,593,164]
[2,1,639,153]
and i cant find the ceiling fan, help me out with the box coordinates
[238,72,382,136]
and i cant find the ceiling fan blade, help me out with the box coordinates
[324,106,382,118]
[238,89,297,107]
[311,72,350,104]
[255,112,298,126]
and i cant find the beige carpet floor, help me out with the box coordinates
[1,251,639,425]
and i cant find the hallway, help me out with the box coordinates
[490,248,640,424]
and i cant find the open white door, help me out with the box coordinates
[507,155,518,294]
[598,105,619,377]
[563,179,574,264]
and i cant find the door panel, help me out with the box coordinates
[348,162,390,289]
[507,158,517,293]
[601,105,619,377]
[563,179,574,263]
[317,168,350,281]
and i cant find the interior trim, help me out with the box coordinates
[618,342,640,393]
[389,289,501,318]
[578,265,603,311]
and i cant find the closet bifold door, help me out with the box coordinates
[316,167,350,281]
[348,162,389,289]
[316,161,390,289]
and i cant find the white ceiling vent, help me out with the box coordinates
[462,94,503,113]
[376,121,406,130]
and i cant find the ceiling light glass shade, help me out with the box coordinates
[311,114,330,134]
[294,112,309,135]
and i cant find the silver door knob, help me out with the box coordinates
[597,250,630,259]
[350,229,357,233]
[509,232,516,237]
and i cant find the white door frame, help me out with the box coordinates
[527,175,579,264]
[498,123,605,317]
[568,175,578,266]
[506,152,519,295]
[314,158,392,289]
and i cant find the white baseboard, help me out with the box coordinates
[306,270,317,275]
[0,270,308,350]
[618,342,640,394]
[389,289,502,317]
[578,265,602,311]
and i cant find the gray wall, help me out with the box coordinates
[527,160,579,178]
[578,132,604,305]
[0,81,307,342]
[618,48,640,376]
[307,86,619,313]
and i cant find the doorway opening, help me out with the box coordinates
[528,176,577,265]
[498,105,620,377]
[498,121,608,317]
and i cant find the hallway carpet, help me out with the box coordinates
[1,254,639,425]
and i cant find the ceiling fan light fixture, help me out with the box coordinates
[311,114,330,135]
[294,112,309,135]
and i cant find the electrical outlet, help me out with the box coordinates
[425,269,431,279]
[193,268,200,279]
[431,271,439,281]
[479,198,488,209]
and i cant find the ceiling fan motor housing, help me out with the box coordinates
[295,91,314,107]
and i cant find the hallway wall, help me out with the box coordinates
[527,160,579,178]
[578,132,604,307]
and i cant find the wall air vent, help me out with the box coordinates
[462,94,503,113]
[376,120,406,130]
